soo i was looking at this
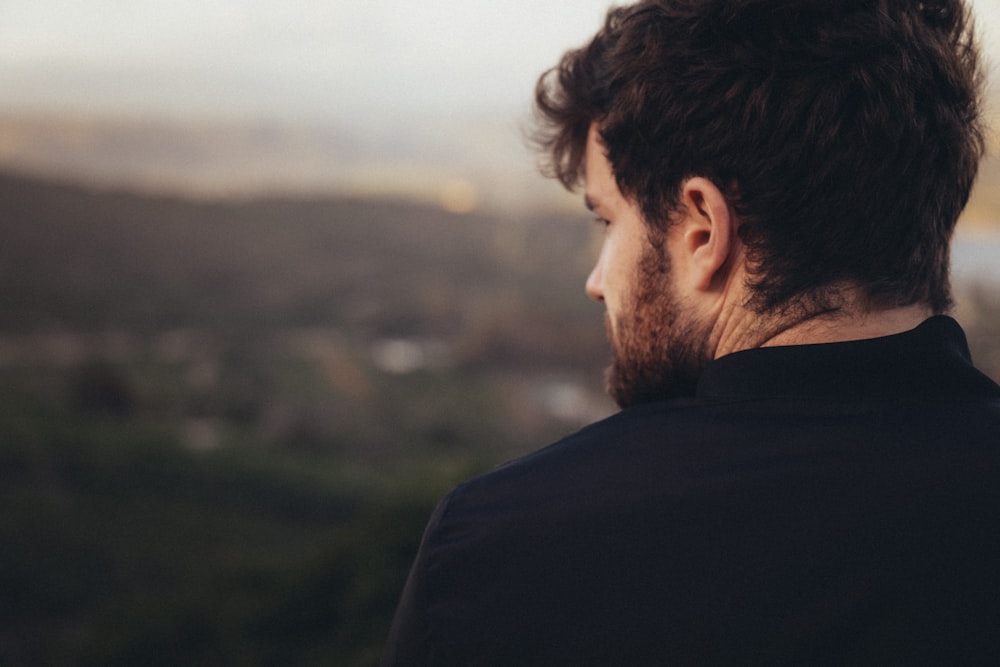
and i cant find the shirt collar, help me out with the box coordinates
[696,316,1000,401]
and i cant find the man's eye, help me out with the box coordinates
[594,216,611,228]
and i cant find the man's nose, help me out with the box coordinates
[586,263,604,302]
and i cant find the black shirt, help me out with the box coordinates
[382,317,1000,665]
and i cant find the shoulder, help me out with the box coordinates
[425,397,730,558]
[450,400,700,507]
[404,401,718,660]
[437,382,1000,533]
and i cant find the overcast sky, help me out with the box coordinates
[0,1,613,124]
[3,0,997,127]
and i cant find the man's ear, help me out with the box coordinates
[676,177,737,292]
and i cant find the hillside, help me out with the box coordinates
[0,168,618,443]
[0,170,620,665]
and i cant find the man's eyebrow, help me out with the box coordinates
[584,194,596,212]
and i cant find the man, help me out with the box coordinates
[382,0,1000,664]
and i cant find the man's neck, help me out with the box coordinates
[758,303,935,349]
[711,298,935,359]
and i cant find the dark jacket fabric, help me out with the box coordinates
[382,316,1000,666]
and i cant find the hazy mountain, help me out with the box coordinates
[0,112,575,215]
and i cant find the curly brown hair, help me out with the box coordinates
[534,0,985,314]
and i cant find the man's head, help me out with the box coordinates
[535,0,985,316]
[535,0,985,406]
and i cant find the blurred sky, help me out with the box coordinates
[3,0,998,126]
[1,1,615,125]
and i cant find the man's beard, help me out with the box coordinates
[605,238,714,409]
